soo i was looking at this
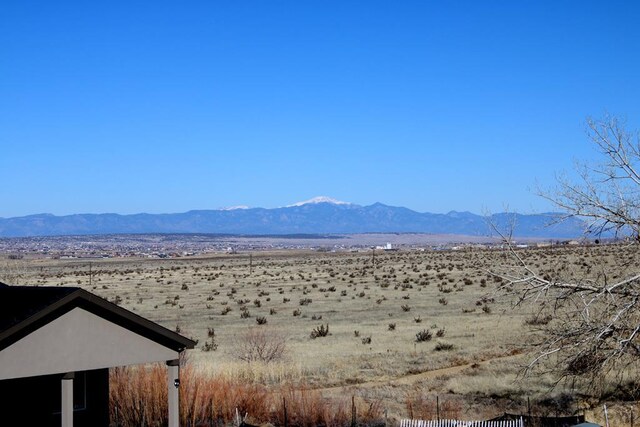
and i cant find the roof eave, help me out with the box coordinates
[0,288,196,352]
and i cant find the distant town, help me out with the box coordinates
[0,233,587,260]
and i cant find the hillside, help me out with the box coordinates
[0,198,585,238]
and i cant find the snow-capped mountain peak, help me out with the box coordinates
[286,196,351,207]
[219,205,250,211]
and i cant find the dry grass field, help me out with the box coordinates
[2,243,639,424]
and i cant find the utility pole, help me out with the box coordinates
[372,247,376,277]
[249,253,253,275]
[89,262,92,287]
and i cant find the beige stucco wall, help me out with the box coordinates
[0,308,179,380]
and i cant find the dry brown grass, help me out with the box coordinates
[110,364,167,426]
[405,392,463,421]
[110,362,384,426]
[9,243,640,420]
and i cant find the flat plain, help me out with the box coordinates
[2,242,638,422]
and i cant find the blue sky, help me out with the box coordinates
[1,1,639,217]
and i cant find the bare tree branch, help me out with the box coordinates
[489,116,640,395]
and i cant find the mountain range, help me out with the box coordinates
[0,197,585,239]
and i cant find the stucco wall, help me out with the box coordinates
[0,307,178,380]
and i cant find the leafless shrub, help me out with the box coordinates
[202,335,218,352]
[524,314,553,326]
[234,327,288,363]
[310,324,330,339]
[415,329,433,342]
[434,342,454,351]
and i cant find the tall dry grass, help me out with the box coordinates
[200,360,313,386]
[110,365,167,426]
[110,362,384,427]
[404,391,462,421]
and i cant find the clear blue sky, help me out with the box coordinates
[1,1,639,217]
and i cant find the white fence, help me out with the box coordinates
[400,418,523,427]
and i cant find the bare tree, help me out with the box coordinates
[492,115,640,392]
[541,115,640,239]
[233,327,288,363]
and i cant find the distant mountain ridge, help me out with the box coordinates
[0,198,586,238]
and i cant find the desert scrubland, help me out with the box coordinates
[2,243,638,424]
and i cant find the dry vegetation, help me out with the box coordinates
[110,357,384,427]
[3,243,639,424]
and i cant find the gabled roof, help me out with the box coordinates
[0,283,196,353]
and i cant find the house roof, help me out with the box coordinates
[0,282,196,353]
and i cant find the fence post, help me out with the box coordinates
[283,397,288,427]
[351,395,356,427]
